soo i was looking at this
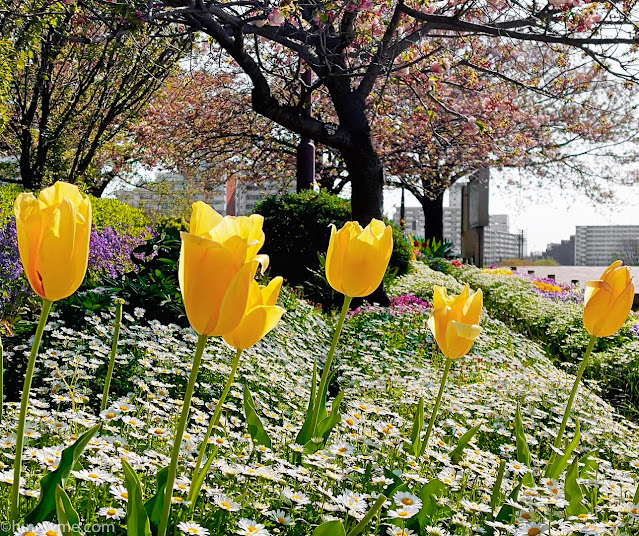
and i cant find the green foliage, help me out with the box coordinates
[90,196,150,233]
[55,486,82,536]
[0,183,22,223]
[121,459,152,536]
[253,190,410,309]
[243,385,272,448]
[26,424,101,524]
[533,257,560,266]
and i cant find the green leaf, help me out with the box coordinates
[579,451,598,480]
[515,405,535,487]
[25,424,101,524]
[143,466,169,535]
[304,390,344,454]
[415,479,446,528]
[565,456,588,517]
[547,420,580,480]
[295,359,318,446]
[313,520,346,536]
[410,398,424,457]
[55,486,82,536]
[187,453,217,518]
[450,424,482,464]
[495,482,522,523]
[243,385,272,448]
[122,459,151,536]
[382,469,406,498]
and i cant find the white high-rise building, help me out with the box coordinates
[575,226,639,265]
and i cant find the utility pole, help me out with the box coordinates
[296,68,315,192]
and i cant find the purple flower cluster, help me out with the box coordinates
[89,226,152,280]
[0,220,29,318]
[0,218,154,319]
[389,294,430,309]
[630,323,639,338]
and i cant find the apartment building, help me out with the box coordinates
[574,226,639,265]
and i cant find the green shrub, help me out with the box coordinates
[89,196,150,233]
[253,190,411,308]
[0,183,22,223]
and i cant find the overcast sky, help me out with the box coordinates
[384,170,639,254]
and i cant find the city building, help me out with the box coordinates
[483,216,527,265]
[575,226,639,265]
[113,172,293,216]
[542,235,575,265]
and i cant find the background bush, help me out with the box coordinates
[253,190,412,309]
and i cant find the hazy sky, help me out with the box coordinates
[384,171,639,253]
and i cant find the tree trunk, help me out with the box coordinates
[421,192,445,243]
[341,136,384,226]
[340,137,389,306]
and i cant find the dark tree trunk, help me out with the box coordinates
[340,136,389,307]
[422,192,445,243]
[340,135,384,226]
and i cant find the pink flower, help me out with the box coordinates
[268,9,285,26]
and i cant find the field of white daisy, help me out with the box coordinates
[2,263,639,536]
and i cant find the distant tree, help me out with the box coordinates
[533,258,560,266]
[9,0,639,230]
[615,239,639,266]
[0,7,191,194]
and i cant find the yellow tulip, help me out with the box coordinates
[14,181,92,302]
[427,285,483,359]
[223,276,286,350]
[583,260,634,337]
[178,202,269,336]
[325,219,393,297]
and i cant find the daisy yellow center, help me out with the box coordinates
[277,517,286,524]
[522,512,532,520]
[46,531,58,536]
[187,529,198,534]
[221,501,230,509]
[528,528,541,536]
[398,511,409,517]
[292,495,300,501]
[215,438,224,444]
[632,508,639,514]
[401,498,414,505]
[25,532,36,536]
[88,473,99,479]
[578,514,589,520]
[121,492,129,499]
[107,509,116,515]
[177,484,186,489]
[338,447,347,452]
[248,528,258,534]
[106,413,116,419]
[346,419,354,425]
[154,429,163,435]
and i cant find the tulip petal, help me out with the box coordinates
[586,281,634,337]
[444,321,478,359]
[37,199,86,301]
[261,276,283,306]
[190,201,223,236]
[462,288,483,325]
[325,225,345,295]
[432,286,452,310]
[223,305,285,350]
[214,260,260,336]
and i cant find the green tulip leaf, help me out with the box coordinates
[415,478,446,528]
[243,385,272,448]
[143,466,169,535]
[55,485,82,536]
[410,398,424,457]
[450,423,482,464]
[313,520,346,536]
[295,359,318,447]
[25,424,101,524]
[122,459,151,536]
[515,405,535,487]
[547,420,580,480]
[565,456,588,517]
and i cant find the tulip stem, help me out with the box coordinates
[11,299,52,523]
[547,334,597,472]
[188,348,243,503]
[309,295,352,437]
[100,299,123,413]
[158,333,208,536]
[420,357,452,458]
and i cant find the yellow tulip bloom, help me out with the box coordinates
[223,276,286,350]
[427,285,483,359]
[14,181,92,302]
[179,202,269,336]
[583,260,634,338]
[325,219,393,298]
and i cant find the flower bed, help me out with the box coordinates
[397,263,639,415]
[2,285,639,535]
